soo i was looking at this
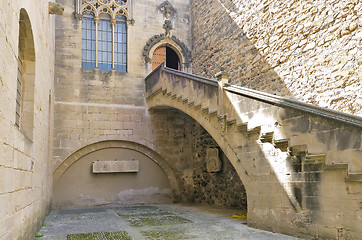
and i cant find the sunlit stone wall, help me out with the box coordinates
[191,0,361,115]
[0,0,55,239]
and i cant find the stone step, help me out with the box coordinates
[201,106,210,114]
[289,145,307,156]
[305,153,326,163]
[247,126,261,136]
[227,118,236,126]
[260,132,274,143]
[209,110,217,117]
[194,103,202,110]
[345,174,362,182]
[236,123,248,132]
[273,139,289,152]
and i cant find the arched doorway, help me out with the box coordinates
[152,46,180,71]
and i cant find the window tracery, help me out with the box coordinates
[78,0,129,72]
[81,0,128,20]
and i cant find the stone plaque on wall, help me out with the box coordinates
[93,160,139,173]
[206,148,221,173]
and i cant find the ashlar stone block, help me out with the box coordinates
[92,160,139,173]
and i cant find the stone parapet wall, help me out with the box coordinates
[191,0,361,116]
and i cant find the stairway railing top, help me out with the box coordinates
[224,84,362,128]
[145,65,362,128]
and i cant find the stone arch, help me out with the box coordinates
[142,34,191,71]
[53,140,181,197]
[147,103,252,196]
[17,8,35,140]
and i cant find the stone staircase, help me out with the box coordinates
[145,65,362,238]
[146,65,362,183]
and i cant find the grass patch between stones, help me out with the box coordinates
[141,228,197,240]
[66,231,132,240]
[119,214,192,227]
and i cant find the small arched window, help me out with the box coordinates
[16,9,35,140]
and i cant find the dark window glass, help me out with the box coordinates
[98,14,112,71]
[81,12,96,70]
[114,15,127,72]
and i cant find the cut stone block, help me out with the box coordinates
[93,160,139,173]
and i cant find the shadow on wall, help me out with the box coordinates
[191,0,293,97]
[191,0,361,115]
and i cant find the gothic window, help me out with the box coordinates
[79,0,128,72]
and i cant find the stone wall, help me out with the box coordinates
[192,126,246,208]
[150,108,247,208]
[191,0,361,116]
[0,0,54,239]
[53,0,194,204]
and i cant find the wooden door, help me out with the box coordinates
[152,46,166,70]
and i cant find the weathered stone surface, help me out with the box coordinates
[0,0,54,239]
[93,160,139,173]
[206,148,222,172]
[191,0,361,116]
[145,67,362,239]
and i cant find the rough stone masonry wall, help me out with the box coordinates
[192,125,247,208]
[151,108,247,208]
[0,0,54,239]
[191,0,361,116]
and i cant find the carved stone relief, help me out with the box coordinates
[158,1,176,19]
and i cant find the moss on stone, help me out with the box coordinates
[66,231,132,240]
[141,228,196,240]
[119,214,192,228]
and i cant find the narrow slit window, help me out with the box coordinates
[15,51,22,127]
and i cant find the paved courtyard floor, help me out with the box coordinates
[39,204,298,240]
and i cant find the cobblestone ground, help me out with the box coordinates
[38,204,298,240]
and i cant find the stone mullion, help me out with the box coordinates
[111,19,116,70]
[95,17,99,68]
